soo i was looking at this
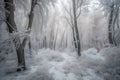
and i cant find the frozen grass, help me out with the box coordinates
[0,47,120,80]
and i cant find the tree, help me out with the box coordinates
[4,0,26,71]
[22,0,36,55]
[63,0,83,56]
[4,0,56,71]
[4,0,40,71]
[73,0,82,56]
[108,4,114,44]
[100,0,120,46]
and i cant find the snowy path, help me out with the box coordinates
[47,48,104,80]
[0,47,120,80]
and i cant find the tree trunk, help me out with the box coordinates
[108,4,114,44]
[72,27,77,49]
[72,0,81,56]
[112,6,119,46]
[117,13,119,28]
[22,0,35,54]
[4,0,26,71]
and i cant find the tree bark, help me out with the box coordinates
[4,0,26,71]
[72,0,81,56]
[22,0,36,54]
[108,4,114,44]
[112,5,119,46]
[72,26,77,49]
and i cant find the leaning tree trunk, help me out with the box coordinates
[72,0,81,56]
[108,4,114,45]
[22,0,36,54]
[4,0,26,71]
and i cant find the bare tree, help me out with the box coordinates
[108,4,120,46]
[108,4,114,44]
[63,0,83,56]
[4,0,26,71]
[72,0,82,56]
[101,0,120,46]
[22,0,37,55]
[4,0,56,71]
[4,0,39,71]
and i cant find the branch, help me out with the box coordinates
[61,1,73,19]
[76,0,83,19]
[64,16,72,27]
[6,20,17,31]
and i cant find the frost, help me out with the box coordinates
[1,48,118,80]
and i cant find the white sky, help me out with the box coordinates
[89,0,100,9]
[56,0,101,11]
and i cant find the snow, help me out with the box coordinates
[0,47,120,80]
[82,48,105,61]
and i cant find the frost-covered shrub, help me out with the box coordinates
[97,48,120,80]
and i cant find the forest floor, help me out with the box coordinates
[0,47,120,80]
